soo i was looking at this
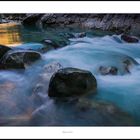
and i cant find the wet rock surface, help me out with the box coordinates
[121,34,139,43]
[22,14,44,27]
[99,66,118,75]
[42,37,69,49]
[21,14,140,37]
[0,45,11,60]
[30,98,134,126]
[48,68,97,98]
[0,50,41,70]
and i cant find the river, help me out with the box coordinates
[0,23,140,126]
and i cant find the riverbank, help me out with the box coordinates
[1,14,140,37]
[22,14,140,37]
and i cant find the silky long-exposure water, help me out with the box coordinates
[0,23,140,126]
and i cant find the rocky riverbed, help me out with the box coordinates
[0,14,140,126]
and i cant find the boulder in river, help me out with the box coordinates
[42,36,69,49]
[22,14,44,27]
[0,45,11,60]
[99,66,118,75]
[121,34,139,43]
[73,32,86,38]
[0,50,41,70]
[48,67,97,98]
[41,39,59,50]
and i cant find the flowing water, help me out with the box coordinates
[0,23,140,126]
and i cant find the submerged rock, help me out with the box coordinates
[0,45,11,60]
[59,32,86,39]
[0,50,41,70]
[112,35,122,43]
[32,62,63,100]
[97,56,138,76]
[43,62,63,74]
[99,66,118,75]
[30,97,134,126]
[42,36,69,49]
[41,39,59,50]
[121,34,139,43]
[36,62,63,86]
[75,98,134,126]
[73,32,86,38]
[48,68,97,98]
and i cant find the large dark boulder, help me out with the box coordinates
[48,68,97,98]
[0,50,41,70]
[121,34,139,43]
[0,45,11,60]
[22,14,44,27]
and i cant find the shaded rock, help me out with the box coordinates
[48,67,97,98]
[41,39,59,50]
[21,14,140,37]
[75,98,134,125]
[0,50,41,70]
[112,35,122,43]
[59,32,75,39]
[30,97,134,126]
[123,59,134,73]
[59,32,86,39]
[0,45,11,60]
[22,14,44,27]
[99,66,118,75]
[73,32,86,38]
[121,34,139,43]
[42,36,69,49]
[121,57,138,74]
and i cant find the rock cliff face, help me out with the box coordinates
[1,14,140,37]
[0,14,26,23]
[41,14,140,36]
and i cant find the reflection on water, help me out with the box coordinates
[0,22,58,47]
[0,23,23,46]
[0,22,114,48]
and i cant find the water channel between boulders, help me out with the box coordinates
[0,23,140,126]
